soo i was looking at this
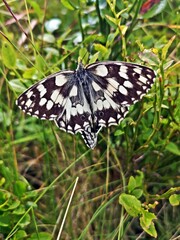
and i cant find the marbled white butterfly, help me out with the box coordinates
[16,61,156,148]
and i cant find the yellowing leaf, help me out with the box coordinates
[2,42,16,69]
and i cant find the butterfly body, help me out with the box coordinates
[16,61,156,148]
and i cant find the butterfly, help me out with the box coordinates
[16,61,156,149]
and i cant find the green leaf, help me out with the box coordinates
[28,232,52,240]
[16,59,27,71]
[132,189,143,199]
[119,193,142,217]
[8,79,27,92]
[7,200,20,210]
[13,181,27,197]
[23,67,38,79]
[114,129,124,136]
[44,47,59,57]
[79,48,89,65]
[13,205,26,215]
[140,209,157,238]
[18,213,31,228]
[38,33,55,43]
[165,142,180,156]
[141,209,157,226]
[169,194,180,206]
[140,220,157,238]
[89,52,100,64]
[35,55,46,73]
[162,35,176,60]
[27,0,44,22]
[142,0,168,19]
[138,49,159,65]
[106,30,119,47]
[61,0,76,10]
[128,176,136,192]
[13,230,27,239]
[83,35,105,45]
[2,42,16,69]
[0,214,11,227]
[135,171,144,188]
[93,43,111,59]
[105,15,118,26]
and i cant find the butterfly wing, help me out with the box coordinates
[16,69,99,148]
[16,70,75,120]
[16,61,156,149]
[86,61,156,127]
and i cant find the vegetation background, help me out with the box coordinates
[0,0,179,239]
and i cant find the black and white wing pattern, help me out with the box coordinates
[16,61,156,149]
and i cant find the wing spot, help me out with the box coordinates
[71,107,77,116]
[70,85,78,96]
[121,101,128,105]
[117,114,121,119]
[121,107,127,113]
[34,110,39,115]
[40,88,47,98]
[80,115,86,121]
[55,94,64,104]
[37,84,47,98]
[97,99,103,110]
[46,100,54,110]
[106,77,119,89]
[94,65,108,77]
[92,81,101,91]
[55,74,68,87]
[30,95,36,101]
[123,81,133,88]
[51,89,60,102]
[26,99,33,108]
[49,114,57,118]
[133,68,142,74]
[104,92,117,109]
[37,84,45,92]
[99,111,104,117]
[60,121,65,127]
[26,91,34,99]
[67,125,72,130]
[103,100,110,109]
[142,86,147,90]
[83,121,89,127]
[74,124,81,131]
[119,65,128,73]
[119,85,128,95]
[39,98,47,106]
[76,104,83,114]
[119,71,129,79]
[99,119,106,125]
[147,74,152,79]
[108,117,116,123]
[139,75,148,84]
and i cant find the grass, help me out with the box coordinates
[0,0,179,239]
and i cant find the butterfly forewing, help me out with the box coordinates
[16,61,156,148]
[87,61,155,106]
[85,61,155,127]
[16,71,74,120]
